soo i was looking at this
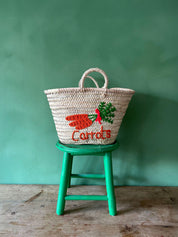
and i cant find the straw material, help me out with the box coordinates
[44,68,135,144]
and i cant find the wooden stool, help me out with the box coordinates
[56,140,119,216]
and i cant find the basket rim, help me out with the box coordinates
[44,87,135,95]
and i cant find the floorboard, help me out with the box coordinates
[0,185,178,237]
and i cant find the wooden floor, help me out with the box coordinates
[0,185,178,237]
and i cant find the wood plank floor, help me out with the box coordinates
[0,185,178,237]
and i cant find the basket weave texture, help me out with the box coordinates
[44,68,135,144]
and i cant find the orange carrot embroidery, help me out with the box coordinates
[69,118,92,130]
[66,102,116,130]
[66,114,88,121]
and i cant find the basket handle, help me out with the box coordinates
[79,68,108,89]
[78,76,99,88]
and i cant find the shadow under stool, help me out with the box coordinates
[56,140,119,216]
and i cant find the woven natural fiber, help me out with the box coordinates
[44,68,135,144]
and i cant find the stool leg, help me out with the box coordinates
[103,152,117,216]
[56,152,71,215]
[68,155,73,188]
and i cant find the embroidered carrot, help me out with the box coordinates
[69,119,92,128]
[75,119,92,130]
[66,102,116,130]
[66,114,88,121]
[67,115,93,130]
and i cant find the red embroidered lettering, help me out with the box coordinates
[92,132,96,138]
[80,133,87,140]
[106,130,111,138]
[96,132,101,139]
[72,130,79,141]
[85,132,89,139]
[100,126,105,139]
[87,132,95,139]
[71,127,111,141]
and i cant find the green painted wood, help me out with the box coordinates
[65,195,108,201]
[104,152,117,216]
[70,153,106,156]
[56,140,119,155]
[56,152,71,215]
[67,155,73,188]
[71,174,105,179]
[56,145,116,215]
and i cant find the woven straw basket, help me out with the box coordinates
[44,68,135,145]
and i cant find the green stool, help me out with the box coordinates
[56,140,119,216]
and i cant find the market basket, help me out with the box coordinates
[44,68,135,144]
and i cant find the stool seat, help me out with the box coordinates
[56,140,119,155]
[56,140,119,216]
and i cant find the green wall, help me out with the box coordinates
[0,0,178,186]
